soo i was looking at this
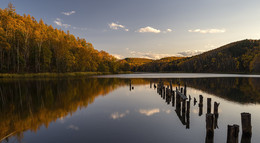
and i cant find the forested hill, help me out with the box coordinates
[177,40,260,73]
[125,40,260,73]
[0,4,119,73]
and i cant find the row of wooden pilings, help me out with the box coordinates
[151,80,252,143]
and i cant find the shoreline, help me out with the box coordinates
[0,71,258,79]
[0,72,107,78]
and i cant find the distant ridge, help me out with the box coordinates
[122,40,260,73]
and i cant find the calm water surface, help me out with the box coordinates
[0,74,260,143]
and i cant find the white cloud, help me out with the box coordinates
[125,49,204,59]
[126,49,176,59]
[62,11,76,16]
[109,22,129,31]
[188,28,226,34]
[163,29,172,33]
[112,54,124,59]
[72,26,88,31]
[67,125,79,131]
[139,108,160,116]
[137,26,161,33]
[110,110,129,120]
[177,50,204,57]
[166,29,172,32]
[54,18,71,28]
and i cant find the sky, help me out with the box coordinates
[1,0,260,59]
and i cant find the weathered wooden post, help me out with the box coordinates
[233,125,239,143]
[227,124,239,143]
[181,100,186,125]
[175,94,181,121]
[176,94,181,112]
[184,84,187,96]
[166,89,171,105]
[241,113,252,137]
[170,80,173,93]
[182,99,186,114]
[206,113,214,137]
[199,95,203,116]
[241,133,252,143]
[214,113,219,129]
[194,97,197,106]
[130,81,132,91]
[214,102,220,115]
[199,95,203,104]
[186,100,190,129]
[172,91,175,107]
[163,86,166,99]
[207,98,212,114]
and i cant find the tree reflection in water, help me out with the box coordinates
[0,77,259,141]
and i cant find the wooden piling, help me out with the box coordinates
[214,113,219,129]
[199,95,203,116]
[182,99,186,114]
[199,95,203,104]
[241,113,252,137]
[227,125,234,143]
[194,97,197,106]
[186,100,190,129]
[214,102,220,115]
[206,113,214,137]
[184,84,187,96]
[170,80,172,93]
[172,91,175,107]
[241,133,252,143]
[207,98,212,114]
[233,125,239,143]
[227,124,239,143]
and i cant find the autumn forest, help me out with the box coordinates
[0,4,260,74]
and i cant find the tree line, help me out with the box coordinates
[0,3,121,73]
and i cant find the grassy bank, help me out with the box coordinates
[0,71,133,78]
[0,72,105,78]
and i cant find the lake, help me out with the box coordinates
[0,73,260,143]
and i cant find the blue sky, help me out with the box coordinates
[1,0,260,59]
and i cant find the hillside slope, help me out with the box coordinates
[177,40,260,73]
[123,40,260,73]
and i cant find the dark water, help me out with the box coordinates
[0,74,260,143]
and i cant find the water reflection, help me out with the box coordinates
[0,77,259,142]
